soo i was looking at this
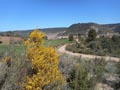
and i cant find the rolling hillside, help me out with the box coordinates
[104,23,120,33]
[0,23,120,37]
[0,28,67,37]
[61,23,114,35]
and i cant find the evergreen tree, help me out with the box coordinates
[78,33,81,41]
[69,34,74,41]
[88,29,97,41]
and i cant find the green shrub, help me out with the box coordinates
[68,63,90,90]
[87,29,97,41]
[69,34,74,41]
[66,36,120,57]
[67,58,107,90]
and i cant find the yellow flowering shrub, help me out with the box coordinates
[24,29,65,90]
[2,56,11,63]
[2,55,11,67]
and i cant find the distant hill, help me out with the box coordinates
[104,23,120,33]
[0,23,120,37]
[61,23,114,35]
[0,28,67,37]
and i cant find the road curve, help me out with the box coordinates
[57,44,120,62]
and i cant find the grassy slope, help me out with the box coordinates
[0,44,26,55]
[0,39,74,55]
[43,38,74,47]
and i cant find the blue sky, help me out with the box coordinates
[0,0,120,31]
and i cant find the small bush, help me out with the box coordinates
[67,58,107,90]
[87,29,97,42]
[0,41,2,44]
[69,34,74,41]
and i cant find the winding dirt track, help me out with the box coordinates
[0,62,2,67]
[57,44,120,62]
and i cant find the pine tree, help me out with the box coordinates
[69,34,74,41]
[88,29,97,41]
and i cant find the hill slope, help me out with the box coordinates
[0,28,67,37]
[104,23,120,33]
[61,23,114,35]
[0,23,120,37]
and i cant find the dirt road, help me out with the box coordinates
[0,62,2,67]
[57,44,120,62]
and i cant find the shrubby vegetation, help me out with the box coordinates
[59,54,120,90]
[0,30,65,90]
[87,29,97,42]
[23,30,65,90]
[68,34,74,41]
[0,29,119,90]
[66,35,120,57]
[68,58,107,90]
[0,47,28,90]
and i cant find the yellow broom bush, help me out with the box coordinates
[2,56,11,63]
[24,29,65,90]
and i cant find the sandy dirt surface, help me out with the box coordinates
[57,44,120,62]
[0,62,2,67]
[0,36,23,44]
[95,83,113,90]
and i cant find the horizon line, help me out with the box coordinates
[0,22,120,32]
